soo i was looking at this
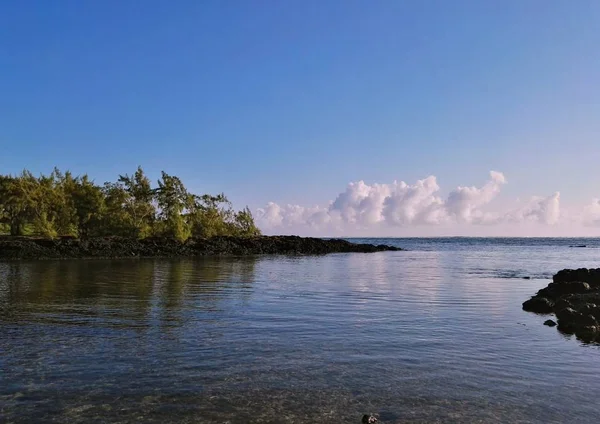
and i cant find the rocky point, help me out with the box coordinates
[523,268,600,343]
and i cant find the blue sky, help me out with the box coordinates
[1,1,599,235]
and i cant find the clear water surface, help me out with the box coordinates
[2,238,600,423]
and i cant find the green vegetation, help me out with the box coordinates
[0,167,261,239]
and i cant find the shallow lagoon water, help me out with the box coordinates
[2,238,600,423]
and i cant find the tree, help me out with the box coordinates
[69,175,104,238]
[101,182,134,236]
[188,193,232,237]
[155,171,192,241]
[50,169,79,236]
[233,207,261,236]
[16,170,58,238]
[188,195,261,237]
[118,166,156,238]
[0,167,262,239]
[0,175,29,236]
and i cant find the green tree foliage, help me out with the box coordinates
[16,170,57,238]
[101,182,135,236]
[233,206,262,236]
[118,166,155,237]
[69,175,105,238]
[50,169,79,236]
[0,166,261,239]
[155,171,193,241]
[187,194,261,237]
[0,174,29,236]
[188,193,232,237]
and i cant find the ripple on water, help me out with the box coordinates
[2,241,600,423]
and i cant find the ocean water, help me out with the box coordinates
[1,238,600,423]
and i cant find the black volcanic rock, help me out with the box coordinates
[0,235,401,260]
[522,297,555,313]
[536,281,591,299]
[523,267,600,343]
[553,268,600,286]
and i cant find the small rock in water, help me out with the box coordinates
[522,276,531,280]
[362,414,378,423]
[544,319,557,327]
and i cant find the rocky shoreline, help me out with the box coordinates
[523,268,600,342]
[0,235,401,260]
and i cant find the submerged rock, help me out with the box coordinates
[523,268,600,342]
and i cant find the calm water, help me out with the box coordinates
[2,238,600,423]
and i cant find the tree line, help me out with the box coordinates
[0,167,261,240]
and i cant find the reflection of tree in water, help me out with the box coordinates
[153,257,257,328]
[0,262,29,315]
[0,258,257,330]
[0,260,156,327]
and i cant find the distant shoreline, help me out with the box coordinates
[0,235,401,260]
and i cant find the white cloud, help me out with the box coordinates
[382,176,447,226]
[256,202,336,230]
[582,199,600,227]
[255,171,574,236]
[330,181,391,225]
[445,171,506,223]
[505,192,561,225]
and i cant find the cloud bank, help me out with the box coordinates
[255,171,585,236]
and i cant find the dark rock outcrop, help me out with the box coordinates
[543,319,557,327]
[522,296,554,313]
[523,268,600,342]
[552,268,600,286]
[0,235,401,260]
